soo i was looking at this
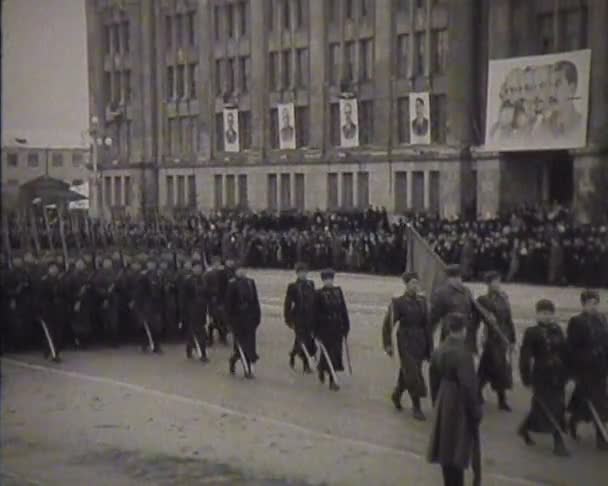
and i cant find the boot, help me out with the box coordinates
[498,391,512,412]
[517,424,535,446]
[208,326,215,346]
[199,352,209,364]
[229,355,237,375]
[597,427,608,451]
[329,379,340,391]
[186,344,193,359]
[568,416,579,441]
[318,367,326,384]
[553,433,570,457]
[391,390,403,411]
[289,352,295,370]
[411,397,426,421]
[303,360,312,374]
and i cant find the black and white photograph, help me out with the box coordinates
[1,1,608,486]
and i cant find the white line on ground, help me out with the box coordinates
[2,357,537,486]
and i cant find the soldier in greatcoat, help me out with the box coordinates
[283,262,317,373]
[180,262,209,362]
[382,271,432,420]
[136,259,164,353]
[38,262,68,361]
[225,263,261,378]
[427,312,482,486]
[475,271,517,411]
[313,269,350,391]
[566,289,608,450]
[92,257,121,346]
[203,256,231,345]
[68,258,95,348]
[518,299,570,456]
[2,256,35,351]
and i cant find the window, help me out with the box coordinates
[123,70,131,102]
[113,23,121,52]
[431,94,447,143]
[432,30,448,75]
[430,170,440,213]
[327,173,338,209]
[191,116,200,153]
[104,71,112,104]
[177,175,185,207]
[240,56,250,93]
[395,171,408,212]
[189,64,197,99]
[215,59,223,95]
[330,103,340,146]
[295,48,309,88]
[397,34,409,78]
[124,176,131,206]
[269,52,279,90]
[214,174,223,209]
[188,11,196,45]
[176,117,183,153]
[239,111,252,149]
[397,97,410,144]
[360,0,370,18]
[359,38,373,82]
[28,152,39,167]
[397,0,409,14]
[238,174,248,208]
[227,3,234,38]
[72,178,84,187]
[7,153,18,167]
[268,0,274,31]
[227,58,235,93]
[104,176,112,207]
[329,43,340,86]
[328,0,338,25]
[176,14,184,46]
[344,41,355,83]
[214,6,221,41]
[167,118,174,154]
[114,176,123,206]
[239,1,248,36]
[415,31,425,75]
[342,172,354,208]
[177,65,185,98]
[215,113,225,151]
[357,171,369,209]
[282,50,291,89]
[538,13,553,54]
[280,173,291,209]
[104,25,111,54]
[166,16,173,48]
[295,173,305,211]
[415,0,423,8]
[359,100,374,145]
[52,152,63,167]
[282,0,291,30]
[295,106,310,147]
[188,175,196,207]
[295,0,307,28]
[182,117,192,154]
[72,152,83,167]
[113,71,121,104]
[412,171,424,211]
[167,66,174,99]
[560,8,588,50]
[345,0,354,20]
[122,21,130,53]
[270,108,279,148]
[267,174,278,210]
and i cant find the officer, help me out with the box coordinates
[68,258,94,348]
[93,257,120,346]
[204,256,231,346]
[181,261,209,362]
[38,262,66,362]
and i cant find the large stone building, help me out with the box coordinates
[85,0,608,220]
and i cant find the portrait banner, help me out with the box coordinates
[340,98,359,148]
[277,103,296,150]
[484,49,591,151]
[409,92,431,145]
[223,108,240,152]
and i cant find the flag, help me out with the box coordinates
[406,225,446,297]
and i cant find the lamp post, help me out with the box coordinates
[87,116,112,219]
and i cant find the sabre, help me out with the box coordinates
[534,395,566,437]
[315,339,339,386]
[192,322,204,359]
[142,319,155,352]
[343,336,353,375]
[300,341,317,366]
[235,339,251,376]
[39,318,58,361]
[588,400,608,444]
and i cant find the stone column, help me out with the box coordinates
[374,0,392,148]
[309,0,326,150]
[250,0,267,151]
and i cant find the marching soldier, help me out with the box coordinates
[430,264,480,353]
[283,262,317,373]
[137,259,164,353]
[313,269,350,391]
[160,257,180,340]
[226,263,261,378]
[68,258,94,348]
[93,257,120,347]
[475,271,516,411]
[518,299,570,456]
[203,256,230,346]
[382,271,432,420]
[566,289,608,450]
[180,261,209,362]
[2,255,35,352]
[38,262,67,362]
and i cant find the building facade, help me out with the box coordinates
[85,0,608,220]
[1,146,91,208]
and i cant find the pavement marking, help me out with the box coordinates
[2,357,538,486]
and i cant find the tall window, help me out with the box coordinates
[238,1,248,36]
[397,34,409,79]
[432,30,448,75]
[538,13,554,53]
[268,0,274,31]
[342,173,354,209]
[295,0,307,29]
[227,58,235,93]
[295,48,309,88]
[412,171,424,211]
[280,173,291,209]
[7,153,18,167]
[122,21,130,53]
[430,170,440,214]
[166,175,175,208]
[104,25,111,54]
[560,7,588,50]
[167,66,175,99]
[282,50,291,89]
[395,171,408,212]
[177,175,186,207]
[282,0,291,30]
[357,171,369,209]
[431,94,447,143]
[345,0,354,20]
[189,64,197,99]
[329,43,340,86]
[295,106,310,147]
[269,52,279,91]
[238,174,248,207]
[214,6,221,41]
[187,11,196,45]
[239,111,252,149]
[115,176,123,207]
[330,103,340,146]
[177,65,185,98]
[270,108,279,148]
[359,100,374,145]
[415,31,425,75]
[188,175,196,207]
[360,0,370,20]
[215,113,224,151]
[397,97,410,144]
[327,173,338,210]
[176,14,184,46]
[240,56,250,93]
[359,38,373,82]
[214,174,223,209]
[112,71,121,104]
[226,175,236,208]
[124,176,131,206]
[28,152,39,167]
[344,41,355,83]
[226,4,234,38]
[123,70,131,102]
[104,176,112,207]
[267,174,278,210]
[295,173,305,211]
[72,152,83,167]
[52,153,64,167]
[215,59,223,95]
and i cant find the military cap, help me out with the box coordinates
[445,264,462,277]
[484,271,501,283]
[401,271,419,283]
[320,268,336,280]
[294,262,308,273]
[580,289,600,304]
[535,299,556,313]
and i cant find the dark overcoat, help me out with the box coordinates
[225,276,261,363]
[313,286,350,372]
[283,279,317,354]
